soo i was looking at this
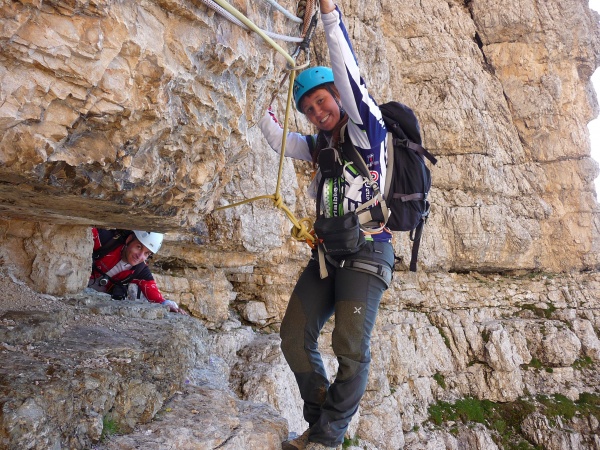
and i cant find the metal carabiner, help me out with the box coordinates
[286,13,319,71]
[287,48,311,71]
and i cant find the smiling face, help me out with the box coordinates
[122,236,152,266]
[300,87,341,132]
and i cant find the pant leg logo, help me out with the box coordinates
[354,307,362,314]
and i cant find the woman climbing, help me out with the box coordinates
[258,1,395,449]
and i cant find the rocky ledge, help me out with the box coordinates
[3,267,600,450]
[0,272,288,450]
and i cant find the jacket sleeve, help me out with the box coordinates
[258,109,314,162]
[132,265,165,304]
[321,7,387,151]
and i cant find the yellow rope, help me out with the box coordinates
[212,0,296,67]
[213,0,315,243]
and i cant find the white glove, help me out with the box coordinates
[163,299,179,310]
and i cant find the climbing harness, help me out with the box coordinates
[213,0,319,245]
[323,255,393,288]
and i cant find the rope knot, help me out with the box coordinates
[273,193,284,209]
[290,217,314,242]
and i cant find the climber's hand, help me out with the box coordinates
[163,299,188,315]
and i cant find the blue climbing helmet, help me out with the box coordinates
[293,66,335,111]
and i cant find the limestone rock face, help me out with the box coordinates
[0,0,287,230]
[0,220,92,295]
[100,385,288,450]
[1,0,599,272]
[1,0,600,449]
[0,289,206,449]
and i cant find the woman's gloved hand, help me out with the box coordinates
[163,299,188,315]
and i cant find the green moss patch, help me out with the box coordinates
[428,393,600,450]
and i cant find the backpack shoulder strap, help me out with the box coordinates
[123,263,147,284]
[383,132,395,201]
[391,135,438,165]
[92,230,131,260]
[339,126,389,230]
[339,126,371,181]
[315,170,326,220]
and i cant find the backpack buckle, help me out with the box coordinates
[394,138,409,147]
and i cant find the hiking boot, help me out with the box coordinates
[282,428,311,450]
[304,442,341,450]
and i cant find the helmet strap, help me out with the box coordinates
[324,85,346,126]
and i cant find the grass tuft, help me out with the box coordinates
[572,356,594,370]
[100,415,121,441]
[342,436,360,448]
[433,372,447,389]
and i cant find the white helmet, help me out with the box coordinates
[132,230,164,254]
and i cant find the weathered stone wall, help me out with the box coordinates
[0,0,288,230]
[1,0,599,275]
[0,220,91,295]
[1,0,600,448]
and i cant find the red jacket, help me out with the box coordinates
[89,228,165,304]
